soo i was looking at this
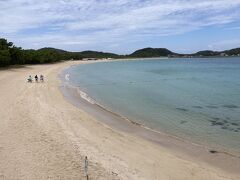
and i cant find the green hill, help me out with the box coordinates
[129,48,175,57]
[222,48,240,56]
[192,48,240,57]
[80,51,120,58]
[194,50,219,56]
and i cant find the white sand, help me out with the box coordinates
[0,61,239,180]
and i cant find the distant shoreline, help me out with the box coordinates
[1,38,240,68]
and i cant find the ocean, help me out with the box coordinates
[62,58,240,153]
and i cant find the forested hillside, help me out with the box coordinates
[0,38,119,67]
[1,38,240,67]
[0,38,84,67]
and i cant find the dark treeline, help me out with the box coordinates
[0,38,85,67]
[0,38,120,67]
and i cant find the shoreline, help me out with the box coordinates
[59,60,240,174]
[61,79,240,157]
[0,60,239,179]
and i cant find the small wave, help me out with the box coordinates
[65,74,70,81]
[77,89,96,104]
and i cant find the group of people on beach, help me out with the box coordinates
[27,74,44,83]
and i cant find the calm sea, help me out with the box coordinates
[64,58,240,153]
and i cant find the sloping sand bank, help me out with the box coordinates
[0,61,239,180]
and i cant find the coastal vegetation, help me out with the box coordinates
[128,47,240,58]
[128,48,176,57]
[1,38,240,67]
[0,38,119,67]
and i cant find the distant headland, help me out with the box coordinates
[1,38,240,67]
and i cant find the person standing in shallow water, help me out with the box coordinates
[35,75,38,82]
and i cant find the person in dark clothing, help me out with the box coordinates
[35,75,38,82]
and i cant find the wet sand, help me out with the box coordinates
[0,60,239,180]
[60,81,240,174]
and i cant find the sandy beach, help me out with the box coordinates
[0,60,239,180]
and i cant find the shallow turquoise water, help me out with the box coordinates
[64,58,240,152]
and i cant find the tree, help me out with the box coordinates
[0,38,12,66]
[0,38,13,50]
[9,46,24,64]
[0,49,11,66]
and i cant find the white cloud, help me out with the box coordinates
[1,0,240,52]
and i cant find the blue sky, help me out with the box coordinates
[1,0,240,54]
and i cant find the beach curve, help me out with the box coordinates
[0,60,239,180]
